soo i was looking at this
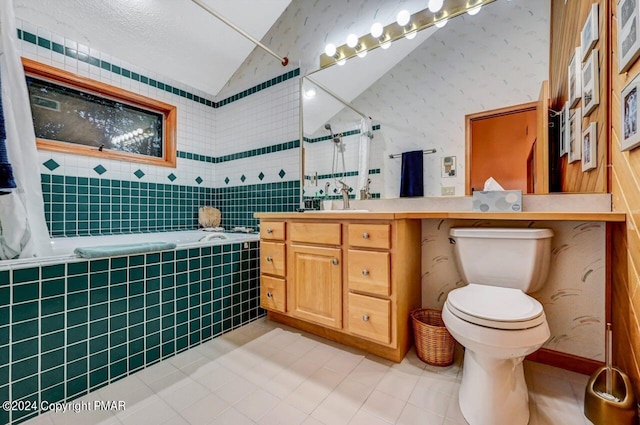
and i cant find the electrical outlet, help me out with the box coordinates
[441,186,455,196]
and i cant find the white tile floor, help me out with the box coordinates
[24,318,596,425]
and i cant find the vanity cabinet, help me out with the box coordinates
[257,214,421,362]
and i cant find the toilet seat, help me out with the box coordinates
[446,284,545,330]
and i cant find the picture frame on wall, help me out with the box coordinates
[582,122,597,172]
[621,73,640,151]
[581,3,599,61]
[617,0,640,73]
[582,50,600,117]
[568,108,582,163]
[559,102,568,156]
[568,46,582,107]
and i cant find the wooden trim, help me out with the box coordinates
[465,101,538,195]
[255,211,627,222]
[526,348,604,376]
[22,58,177,168]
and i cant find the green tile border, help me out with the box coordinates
[304,168,381,181]
[177,139,300,164]
[18,29,299,110]
[305,124,381,144]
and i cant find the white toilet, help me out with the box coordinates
[442,227,553,425]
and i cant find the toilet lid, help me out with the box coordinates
[446,284,545,330]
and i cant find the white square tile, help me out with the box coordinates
[213,374,256,405]
[159,378,210,412]
[208,407,254,425]
[361,389,407,423]
[180,393,230,425]
[348,409,393,425]
[257,400,307,425]
[375,369,420,401]
[397,403,445,425]
[117,395,175,425]
[234,388,282,422]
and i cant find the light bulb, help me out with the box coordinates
[324,43,336,57]
[397,9,410,26]
[337,59,346,66]
[370,22,383,38]
[346,33,358,48]
[435,18,448,28]
[380,40,391,49]
[405,31,417,40]
[357,50,367,58]
[428,0,444,13]
[304,88,316,98]
[467,5,482,15]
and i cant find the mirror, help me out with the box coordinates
[301,0,550,199]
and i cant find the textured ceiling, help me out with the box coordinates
[14,0,291,95]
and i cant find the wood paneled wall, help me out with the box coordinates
[610,0,640,398]
[550,0,608,193]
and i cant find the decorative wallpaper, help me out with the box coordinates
[421,219,606,361]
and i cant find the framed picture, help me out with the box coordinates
[581,3,599,61]
[582,50,600,117]
[568,108,582,163]
[621,73,640,151]
[617,0,640,73]
[559,102,568,156]
[568,46,582,107]
[582,122,597,172]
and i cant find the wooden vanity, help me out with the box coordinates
[256,212,421,362]
[256,209,625,364]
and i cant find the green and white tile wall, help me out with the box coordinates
[18,19,300,237]
[0,242,261,424]
[303,125,383,200]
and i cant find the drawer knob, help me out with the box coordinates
[266,256,273,262]
[362,269,369,276]
[266,292,273,298]
[267,228,273,234]
[332,258,339,265]
[362,315,370,321]
[362,232,369,239]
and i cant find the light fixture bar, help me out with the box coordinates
[320,0,496,69]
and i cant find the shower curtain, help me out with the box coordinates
[356,117,373,197]
[0,0,51,259]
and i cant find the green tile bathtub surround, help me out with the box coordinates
[3,242,261,424]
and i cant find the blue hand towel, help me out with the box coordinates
[74,242,177,259]
[400,150,424,197]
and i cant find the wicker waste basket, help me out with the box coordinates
[411,309,455,366]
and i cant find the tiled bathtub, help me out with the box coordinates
[0,232,262,424]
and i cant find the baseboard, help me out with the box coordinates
[526,348,603,376]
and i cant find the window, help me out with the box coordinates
[23,58,177,168]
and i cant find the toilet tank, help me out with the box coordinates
[449,228,553,293]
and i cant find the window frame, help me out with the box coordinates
[23,58,177,168]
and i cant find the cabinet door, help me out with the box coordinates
[289,244,342,329]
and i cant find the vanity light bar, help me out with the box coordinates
[319,0,497,69]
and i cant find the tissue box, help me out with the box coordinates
[472,190,522,212]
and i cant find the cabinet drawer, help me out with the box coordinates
[348,250,390,296]
[260,222,286,240]
[348,293,391,344]
[261,242,286,276]
[348,224,390,249]
[290,222,341,245]
[260,275,286,313]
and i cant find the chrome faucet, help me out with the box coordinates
[338,180,350,210]
[360,178,372,200]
